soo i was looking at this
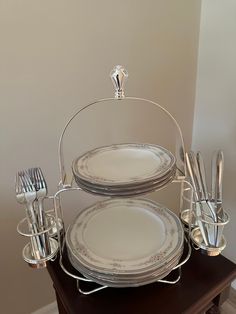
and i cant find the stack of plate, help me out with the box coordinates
[66,198,184,287]
[72,143,176,196]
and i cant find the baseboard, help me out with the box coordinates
[31,301,58,314]
[231,279,236,290]
[221,287,236,314]
[228,286,236,307]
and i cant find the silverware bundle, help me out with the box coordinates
[15,167,50,259]
[186,150,228,251]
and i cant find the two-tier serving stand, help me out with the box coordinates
[17,65,225,295]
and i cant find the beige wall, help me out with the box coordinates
[0,1,201,313]
[192,0,236,265]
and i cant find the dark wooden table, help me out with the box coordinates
[47,246,236,314]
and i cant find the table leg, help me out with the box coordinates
[213,285,230,307]
[55,290,68,314]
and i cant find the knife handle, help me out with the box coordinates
[216,150,224,202]
[186,153,200,201]
[211,150,224,203]
[211,151,217,201]
[196,152,208,201]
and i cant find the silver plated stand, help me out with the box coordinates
[48,65,192,295]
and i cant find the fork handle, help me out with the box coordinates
[37,199,47,228]
[37,199,50,255]
[26,205,37,225]
[26,202,46,258]
[26,218,41,260]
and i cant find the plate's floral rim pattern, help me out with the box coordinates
[73,170,176,197]
[66,198,183,274]
[75,165,177,191]
[72,143,176,186]
[67,246,184,285]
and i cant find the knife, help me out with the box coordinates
[211,151,217,202]
[197,152,217,218]
[211,150,224,246]
[186,152,209,245]
[211,150,224,215]
[196,152,209,201]
[197,151,219,246]
[216,150,224,206]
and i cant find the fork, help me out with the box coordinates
[15,171,42,259]
[29,167,50,254]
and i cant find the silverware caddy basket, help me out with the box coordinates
[16,65,228,295]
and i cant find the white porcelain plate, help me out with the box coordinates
[66,198,183,275]
[72,143,176,187]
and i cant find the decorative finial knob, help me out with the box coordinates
[110,65,128,99]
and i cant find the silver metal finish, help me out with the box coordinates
[22,237,59,267]
[53,67,190,293]
[215,150,224,217]
[179,180,196,232]
[211,150,224,246]
[173,236,191,269]
[157,268,181,284]
[52,178,191,294]
[47,215,63,238]
[29,167,50,254]
[216,151,224,203]
[55,203,191,293]
[58,97,186,187]
[196,152,217,245]
[110,65,128,99]
[16,170,61,267]
[215,150,224,247]
[180,209,197,228]
[190,227,226,256]
[185,153,209,245]
[15,171,44,259]
[200,209,229,249]
[76,280,108,295]
[196,152,217,220]
[186,150,229,251]
[211,151,217,202]
[17,214,56,237]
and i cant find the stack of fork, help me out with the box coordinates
[15,168,50,259]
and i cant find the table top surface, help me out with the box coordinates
[47,244,236,314]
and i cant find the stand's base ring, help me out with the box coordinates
[190,227,226,256]
[58,236,190,295]
[23,238,59,268]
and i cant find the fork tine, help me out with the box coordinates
[15,173,20,194]
[29,168,35,184]
[29,167,40,190]
[23,170,31,188]
[37,168,47,190]
[32,168,40,190]
[22,170,35,192]
[19,171,27,192]
[29,167,37,190]
[36,168,42,189]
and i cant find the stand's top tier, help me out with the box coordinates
[58,65,186,189]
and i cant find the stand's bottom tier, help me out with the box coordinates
[64,197,185,288]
